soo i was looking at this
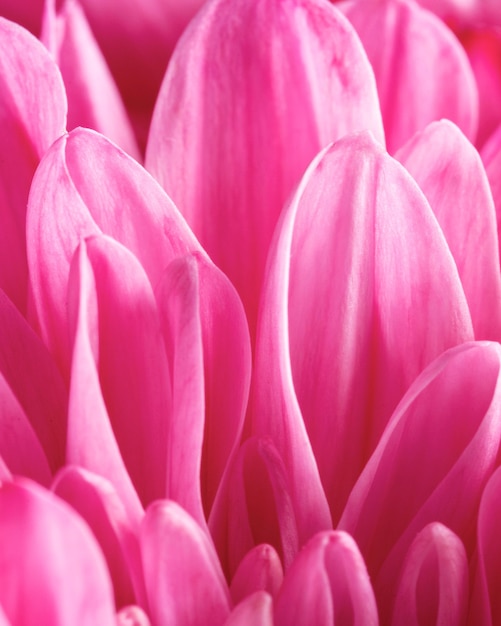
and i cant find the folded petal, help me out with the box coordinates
[392,523,469,626]
[225,592,273,626]
[340,0,478,153]
[141,500,231,626]
[0,478,116,625]
[274,531,378,626]
[252,131,473,529]
[230,544,283,605]
[339,341,501,622]
[0,17,66,313]
[396,119,501,340]
[146,0,384,335]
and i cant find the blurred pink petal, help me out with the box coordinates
[392,523,469,626]
[225,592,273,626]
[0,1,44,34]
[274,531,378,626]
[146,0,384,335]
[0,478,116,625]
[230,544,283,605]
[0,16,66,313]
[116,605,151,626]
[396,119,501,340]
[253,131,473,528]
[141,500,231,626]
[481,123,501,252]
[340,0,478,152]
[41,0,140,159]
[339,341,501,622]
[67,235,169,512]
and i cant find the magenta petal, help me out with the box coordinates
[0,17,66,313]
[52,466,146,610]
[0,478,116,625]
[230,544,283,605]
[141,500,231,626]
[146,0,384,334]
[274,531,378,626]
[396,119,501,341]
[67,235,170,510]
[253,131,473,528]
[341,0,478,152]
[392,523,469,626]
[27,127,201,375]
[225,592,274,626]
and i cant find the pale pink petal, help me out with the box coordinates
[0,455,11,482]
[230,544,284,605]
[0,17,66,313]
[67,235,169,512]
[339,341,501,622]
[156,253,251,524]
[340,0,478,153]
[0,478,116,625]
[209,437,299,580]
[274,531,378,626]
[225,592,273,626]
[392,523,469,626]
[481,122,501,255]
[116,605,151,626]
[27,127,201,376]
[252,131,473,530]
[396,119,501,340]
[146,0,384,335]
[141,500,231,626]
[52,466,146,610]
[41,0,140,160]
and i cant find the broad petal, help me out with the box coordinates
[0,478,116,625]
[141,500,231,626]
[252,131,473,528]
[339,341,501,623]
[146,0,384,335]
[0,17,66,313]
[392,523,469,626]
[396,119,501,341]
[230,544,283,605]
[27,127,201,376]
[274,531,378,626]
[225,592,273,626]
[340,0,478,153]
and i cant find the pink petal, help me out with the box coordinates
[41,0,140,160]
[116,606,151,626]
[230,544,284,605]
[67,234,170,512]
[0,455,11,482]
[0,1,44,34]
[156,253,251,524]
[396,119,501,341]
[481,122,501,257]
[339,341,501,622]
[27,127,201,377]
[0,17,66,313]
[0,478,116,625]
[146,0,384,335]
[274,531,378,626]
[392,523,469,626]
[252,131,473,529]
[52,466,146,611]
[140,500,231,626]
[340,0,478,153]
[225,592,273,626]
[209,437,299,580]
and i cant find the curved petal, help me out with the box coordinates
[225,592,273,626]
[392,523,469,626]
[396,119,501,340]
[0,478,116,625]
[146,0,384,335]
[116,606,151,626]
[141,500,231,626]
[230,544,283,605]
[340,0,478,152]
[274,530,378,626]
[252,131,473,528]
[481,122,501,258]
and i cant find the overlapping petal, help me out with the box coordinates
[225,592,273,626]
[230,544,283,605]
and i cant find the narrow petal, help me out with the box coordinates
[252,131,473,529]
[481,122,501,256]
[341,0,478,152]
[141,500,231,626]
[396,119,501,340]
[392,523,469,626]
[230,544,284,605]
[274,531,378,626]
[0,478,116,625]
[225,592,274,626]
[146,0,384,334]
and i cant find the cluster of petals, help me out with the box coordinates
[0,0,501,624]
